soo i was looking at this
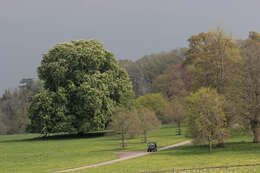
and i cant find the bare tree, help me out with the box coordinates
[138,107,161,143]
[109,107,141,149]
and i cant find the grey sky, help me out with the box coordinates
[0,0,260,95]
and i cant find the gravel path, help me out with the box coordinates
[54,140,191,173]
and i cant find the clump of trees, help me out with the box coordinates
[183,29,260,148]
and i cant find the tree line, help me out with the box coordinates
[0,28,259,153]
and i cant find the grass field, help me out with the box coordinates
[73,135,260,173]
[2,125,260,173]
[0,125,187,173]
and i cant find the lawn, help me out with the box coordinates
[74,135,260,173]
[0,125,187,173]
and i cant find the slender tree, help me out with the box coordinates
[186,88,227,152]
[109,107,141,149]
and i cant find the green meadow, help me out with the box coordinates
[1,125,260,173]
[0,125,187,173]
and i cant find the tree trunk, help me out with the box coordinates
[253,126,260,143]
[216,130,225,147]
[144,130,147,143]
[177,122,181,135]
[251,118,260,143]
[121,132,126,149]
[209,140,212,152]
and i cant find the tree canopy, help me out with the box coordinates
[28,40,134,135]
[184,29,240,94]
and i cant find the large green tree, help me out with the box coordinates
[28,40,134,135]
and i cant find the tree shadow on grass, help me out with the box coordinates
[0,132,107,143]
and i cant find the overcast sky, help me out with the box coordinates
[1,0,260,95]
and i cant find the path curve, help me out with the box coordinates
[54,140,191,173]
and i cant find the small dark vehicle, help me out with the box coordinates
[147,142,157,152]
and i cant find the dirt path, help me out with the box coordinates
[54,140,191,173]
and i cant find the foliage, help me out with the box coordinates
[137,93,171,123]
[137,107,161,143]
[184,28,240,94]
[185,88,227,152]
[28,40,134,135]
[28,88,69,135]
